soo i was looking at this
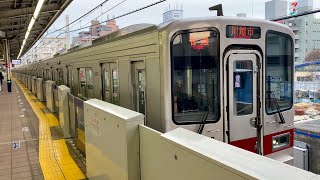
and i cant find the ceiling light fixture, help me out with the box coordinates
[17,0,45,58]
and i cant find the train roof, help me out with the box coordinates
[64,23,157,55]
[31,16,293,66]
[158,16,292,34]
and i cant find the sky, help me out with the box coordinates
[44,0,320,39]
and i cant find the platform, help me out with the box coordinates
[0,80,86,180]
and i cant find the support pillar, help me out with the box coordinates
[3,39,11,92]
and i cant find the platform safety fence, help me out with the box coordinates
[53,84,59,115]
[68,93,86,157]
[42,81,46,101]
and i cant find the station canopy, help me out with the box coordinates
[0,0,72,60]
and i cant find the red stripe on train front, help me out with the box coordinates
[263,129,294,155]
[230,137,257,153]
[229,129,294,155]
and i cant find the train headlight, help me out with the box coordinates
[272,133,290,151]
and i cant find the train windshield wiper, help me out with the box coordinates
[197,97,213,134]
[268,91,286,124]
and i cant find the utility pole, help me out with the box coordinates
[65,15,70,50]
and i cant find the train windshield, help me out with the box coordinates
[171,30,220,124]
[266,32,293,114]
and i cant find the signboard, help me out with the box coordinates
[189,32,211,50]
[12,141,21,149]
[226,25,261,39]
[290,1,298,15]
[12,59,21,65]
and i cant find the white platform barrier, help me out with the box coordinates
[22,75,26,86]
[28,75,32,90]
[58,85,71,138]
[36,78,44,101]
[84,99,319,180]
[85,99,143,180]
[45,81,55,113]
[32,76,37,94]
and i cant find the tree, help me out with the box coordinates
[305,49,320,62]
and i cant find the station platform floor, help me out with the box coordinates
[0,78,86,180]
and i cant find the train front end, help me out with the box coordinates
[160,17,294,164]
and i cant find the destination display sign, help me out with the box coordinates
[12,59,21,65]
[226,25,261,39]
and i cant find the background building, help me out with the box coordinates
[290,0,314,14]
[72,31,98,47]
[72,18,119,47]
[281,0,320,64]
[163,4,183,23]
[21,37,68,64]
[265,0,288,19]
[90,18,119,37]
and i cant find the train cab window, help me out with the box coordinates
[266,32,293,114]
[171,30,220,124]
[78,68,93,99]
[112,69,119,105]
[56,68,63,85]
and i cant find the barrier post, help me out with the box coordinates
[45,80,56,112]
[84,99,144,180]
[58,85,71,138]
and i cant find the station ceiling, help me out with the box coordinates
[0,0,72,61]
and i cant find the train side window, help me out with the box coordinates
[78,67,93,99]
[171,30,220,124]
[265,32,293,114]
[112,69,119,105]
[86,68,94,99]
[50,68,54,81]
[78,68,87,98]
[45,69,50,81]
[67,66,73,90]
[103,69,111,102]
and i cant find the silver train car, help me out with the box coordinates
[14,17,295,164]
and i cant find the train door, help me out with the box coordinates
[131,61,146,115]
[102,63,119,105]
[66,66,73,92]
[225,50,262,154]
[56,68,63,85]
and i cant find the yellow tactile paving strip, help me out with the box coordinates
[13,77,85,180]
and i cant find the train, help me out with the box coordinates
[13,16,295,164]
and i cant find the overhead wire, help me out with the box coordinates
[30,0,114,54]
[65,0,167,34]
[82,0,129,28]
[32,0,127,51]
[28,0,167,58]
[46,0,111,36]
